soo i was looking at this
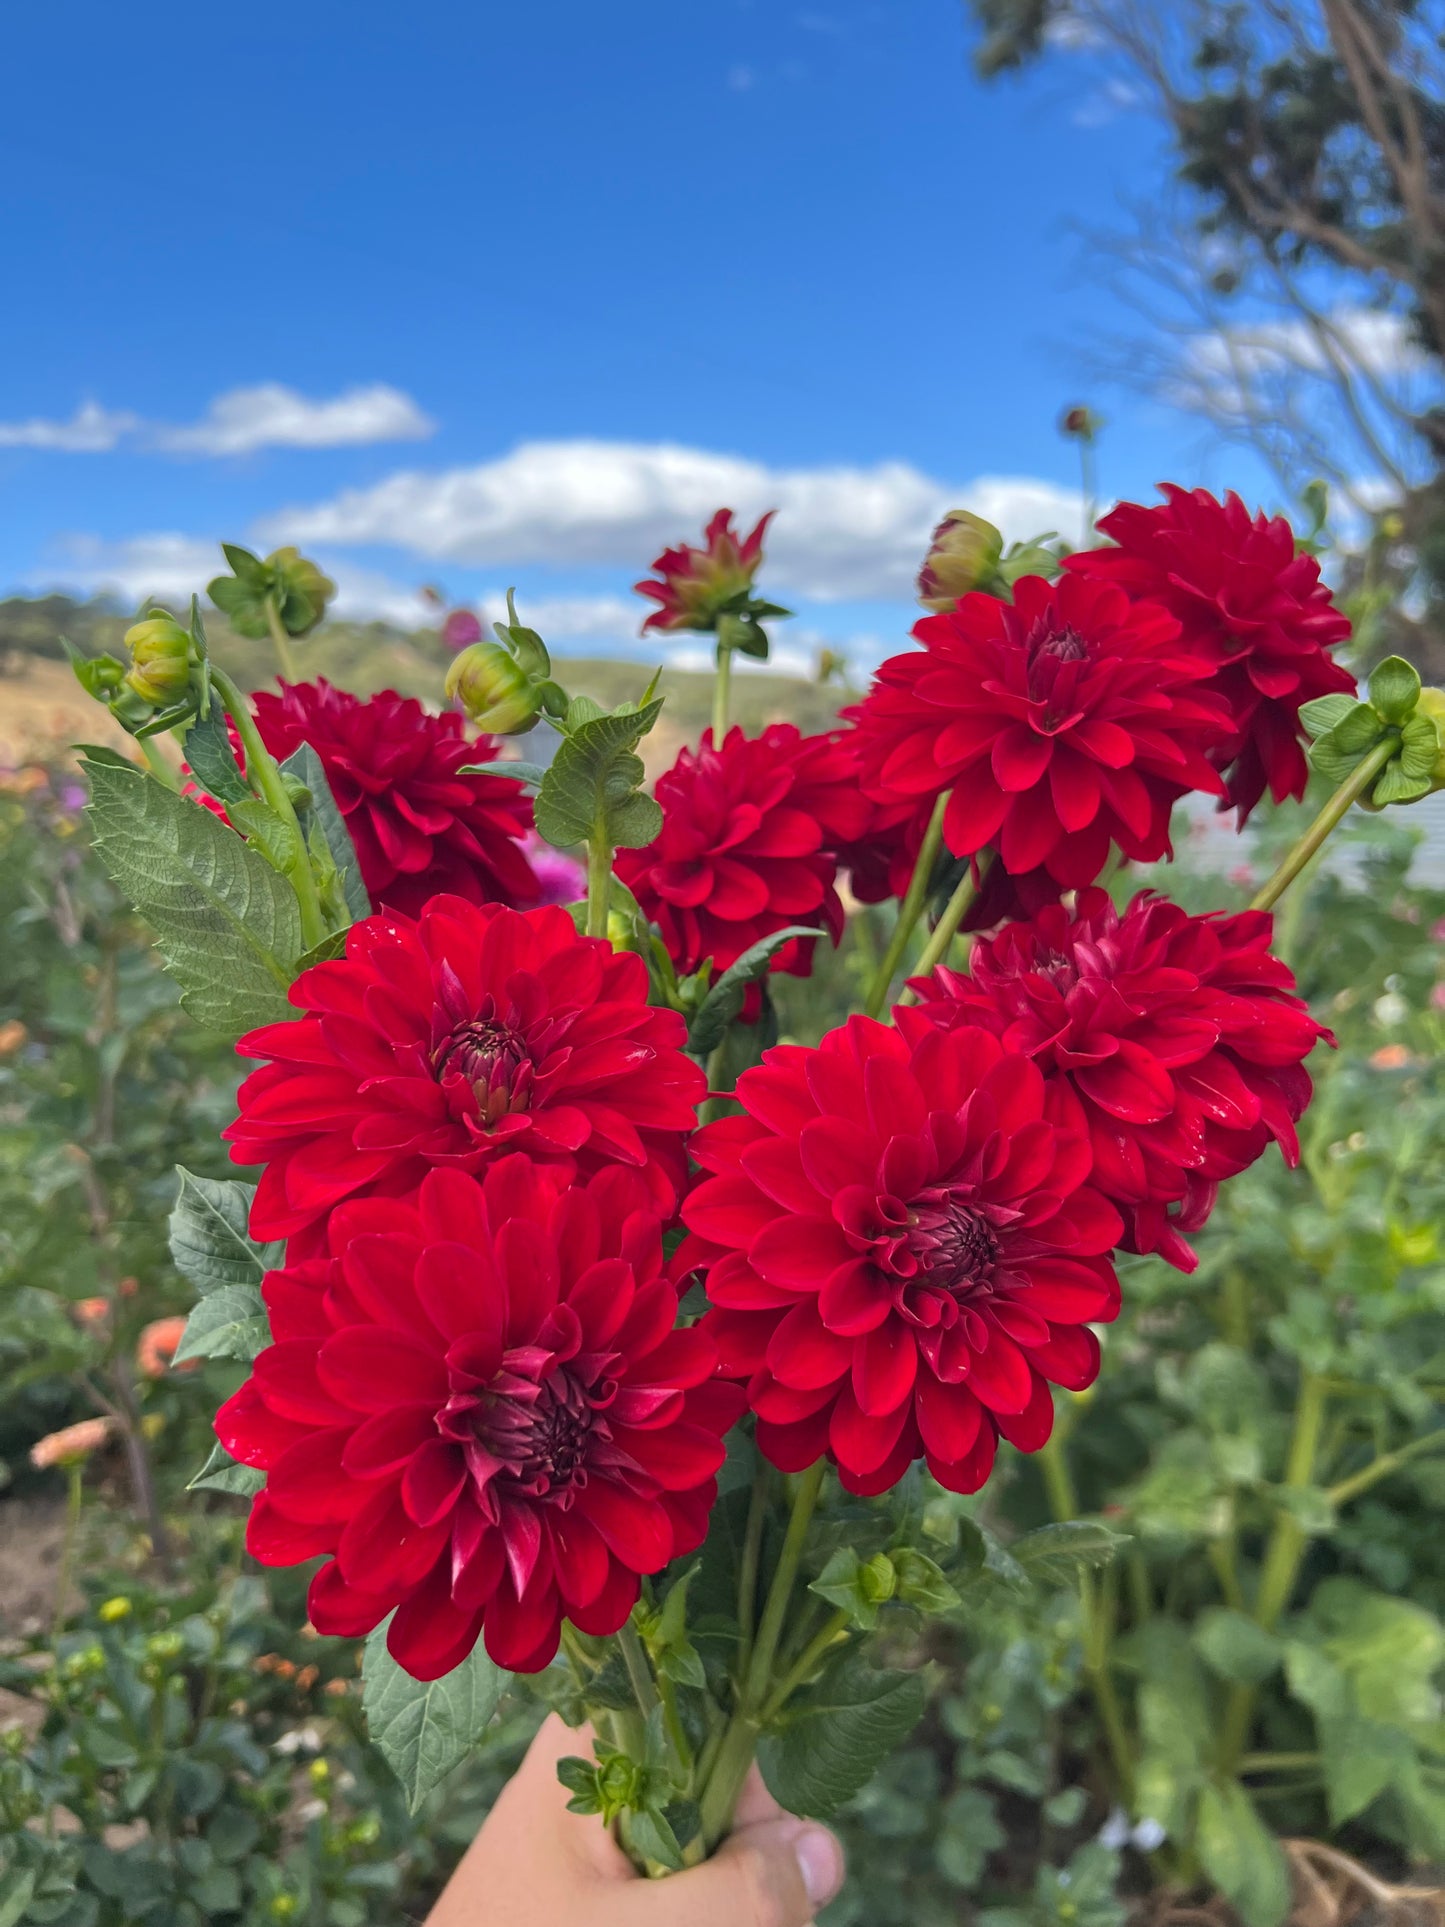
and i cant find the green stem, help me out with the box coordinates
[760,1610,849,1722]
[1037,1434,1079,1521]
[1327,1426,1445,1508]
[263,594,300,683]
[712,642,734,745]
[586,827,613,940]
[863,791,950,1019]
[617,1618,660,1719]
[51,1462,84,1652]
[656,1672,693,1780]
[745,1459,825,1706]
[1239,1752,1321,1776]
[735,1464,769,1677]
[1250,736,1398,912]
[902,848,996,994]
[212,667,327,950]
[1220,1268,1251,1350]
[1218,1370,1329,1773]
[138,736,179,790]
[697,1708,761,1851]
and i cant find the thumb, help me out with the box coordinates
[623,1814,845,1927]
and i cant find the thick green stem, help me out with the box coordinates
[586,828,613,940]
[902,849,996,995]
[212,667,327,950]
[1037,1434,1079,1521]
[712,643,734,745]
[1219,1370,1329,1772]
[697,1709,761,1851]
[138,736,179,790]
[617,1618,660,1719]
[1328,1426,1445,1507]
[863,792,950,1018]
[264,595,300,683]
[1250,736,1398,912]
[760,1610,849,1722]
[735,1464,769,1677]
[745,1459,825,1706]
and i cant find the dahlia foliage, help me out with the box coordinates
[77,481,1432,1872]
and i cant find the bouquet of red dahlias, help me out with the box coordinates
[71,495,1440,1872]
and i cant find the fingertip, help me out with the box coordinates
[792,1824,846,1912]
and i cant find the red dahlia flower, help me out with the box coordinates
[635,508,774,634]
[615,724,872,980]
[250,680,539,918]
[1065,487,1355,819]
[910,889,1331,1270]
[845,574,1231,889]
[680,1018,1122,1494]
[225,898,705,1243]
[217,1159,743,1678]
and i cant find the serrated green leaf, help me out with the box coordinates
[757,1656,926,1820]
[181,712,251,805]
[229,797,302,873]
[296,929,350,968]
[83,755,303,1032]
[279,743,371,922]
[687,925,825,1055]
[1010,1520,1127,1586]
[187,1441,265,1497]
[173,1285,270,1364]
[1195,1780,1290,1927]
[169,1169,281,1293]
[1367,654,1421,725]
[363,1618,510,1812]
[533,699,665,851]
[458,761,551,788]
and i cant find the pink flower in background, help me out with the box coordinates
[521,832,586,906]
[442,609,483,651]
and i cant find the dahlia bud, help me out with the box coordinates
[208,543,335,641]
[445,641,542,735]
[1415,687,1445,790]
[917,509,1005,610]
[123,614,193,705]
[1060,404,1103,440]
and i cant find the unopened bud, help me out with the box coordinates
[445,641,542,734]
[124,615,193,705]
[860,1553,897,1605]
[1060,404,1103,440]
[917,510,1005,610]
[1416,687,1445,789]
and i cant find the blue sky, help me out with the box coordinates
[0,0,1279,671]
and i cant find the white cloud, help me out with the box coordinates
[475,591,638,644]
[152,383,435,456]
[1180,307,1428,401]
[0,384,433,458]
[0,402,139,452]
[260,439,1082,602]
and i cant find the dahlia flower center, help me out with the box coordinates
[433,1018,533,1122]
[443,1362,613,1510]
[1024,617,1092,714]
[907,1196,1001,1296]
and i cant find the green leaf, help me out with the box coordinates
[892,1547,960,1613]
[935,1785,1006,1888]
[458,760,552,788]
[172,1285,270,1365]
[533,699,665,851]
[187,1441,265,1497]
[363,1618,511,1813]
[686,926,825,1055]
[1273,1484,1336,1536]
[1371,758,1432,806]
[1194,1609,1283,1685]
[628,1807,685,1872]
[1368,654,1421,725]
[1299,693,1358,739]
[757,1655,926,1820]
[1194,1780,1291,1927]
[229,797,302,874]
[1010,1521,1127,1586]
[83,754,303,1032]
[0,1867,37,1927]
[279,743,371,922]
[169,1170,281,1293]
[809,1548,880,1629]
[181,712,251,805]
[1398,709,1440,780]
[220,542,267,584]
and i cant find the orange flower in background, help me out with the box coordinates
[1370,1044,1413,1070]
[0,1020,27,1056]
[30,1416,113,1470]
[137,1316,194,1377]
[73,1297,110,1331]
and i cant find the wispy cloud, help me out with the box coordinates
[260,438,1082,603]
[0,384,434,458]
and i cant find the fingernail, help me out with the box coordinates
[794,1826,844,1909]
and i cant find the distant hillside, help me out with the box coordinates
[0,593,852,769]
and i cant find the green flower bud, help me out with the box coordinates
[445,641,543,734]
[208,543,335,641]
[145,1630,185,1664]
[268,547,335,638]
[859,1552,897,1605]
[123,615,193,705]
[98,1596,132,1623]
[917,510,1005,611]
[1416,688,1445,790]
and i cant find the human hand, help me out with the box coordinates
[425,1713,846,1927]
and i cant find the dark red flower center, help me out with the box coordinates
[909,1195,1001,1292]
[440,1356,619,1512]
[1024,617,1091,718]
[433,1019,534,1122]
